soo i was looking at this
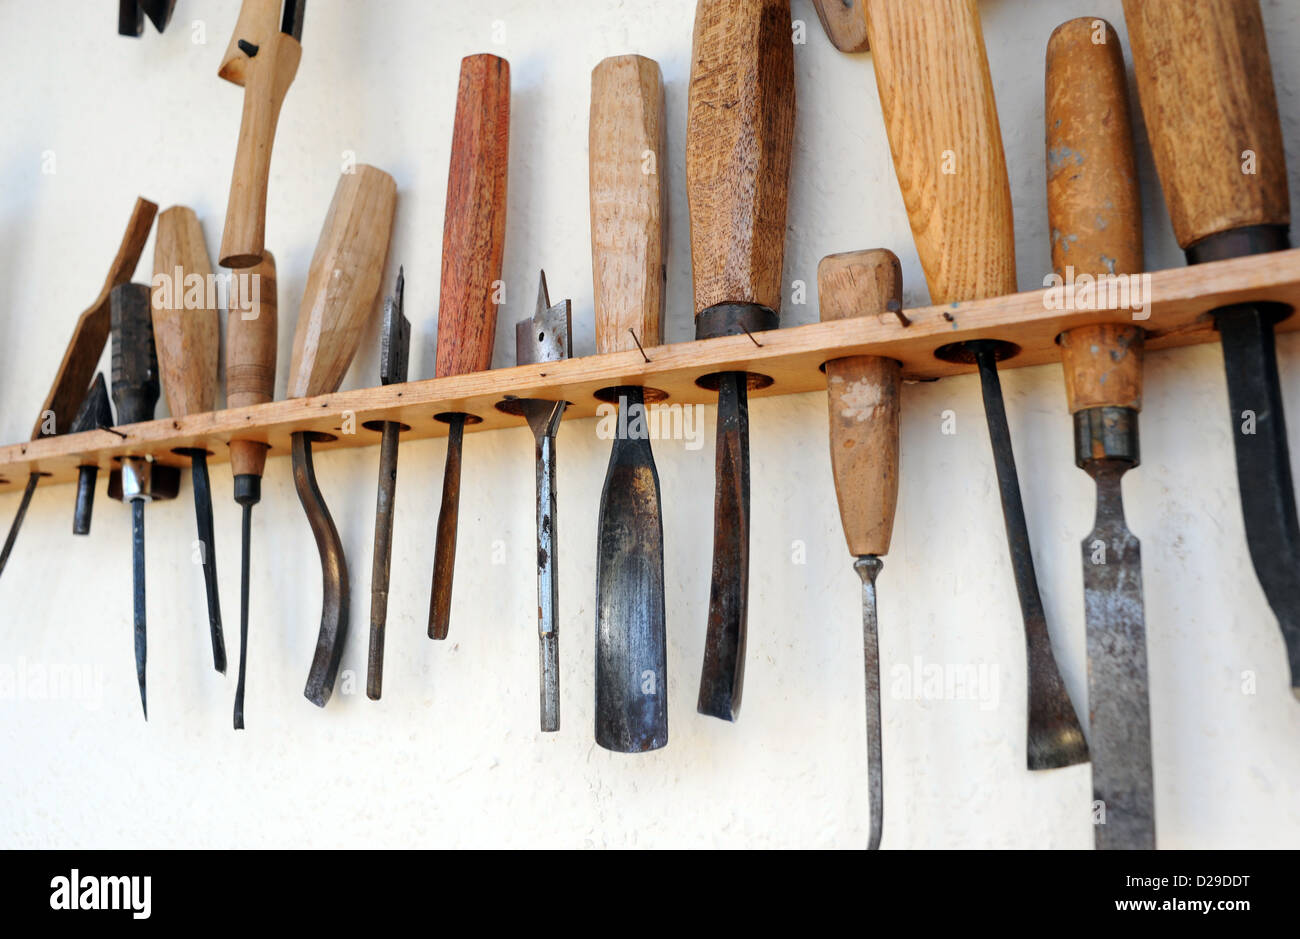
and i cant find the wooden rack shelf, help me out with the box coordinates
[2,248,1298,493]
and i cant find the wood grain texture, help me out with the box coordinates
[1123,0,1289,247]
[812,0,870,53]
[227,251,278,478]
[590,55,667,354]
[1059,324,1144,413]
[435,54,510,378]
[286,166,397,400]
[218,0,281,85]
[685,0,795,315]
[865,0,1017,302]
[152,206,219,419]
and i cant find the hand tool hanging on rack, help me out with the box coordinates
[0,198,156,580]
[119,0,176,36]
[819,248,904,851]
[367,270,409,702]
[864,0,1087,769]
[227,252,278,729]
[70,374,115,535]
[1046,18,1155,851]
[686,0,795,722]
[1123,0,1300,694]
[288,166,397,707]
[152,206,226,674]
[427,54,510,642]
[590,54,670,752]
[219,0,305,269]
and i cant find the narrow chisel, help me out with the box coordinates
[70,374,115,535]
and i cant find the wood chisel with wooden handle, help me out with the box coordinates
[152,206,226,674]
[590,54,669,752]
[427,54,510,642]
[1123,0,1300,694]
[288,166,397,707]
[1047,17,1154,850]
[687,0,795,722]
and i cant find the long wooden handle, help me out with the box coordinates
[819,250,902,557]
[1123,0,1288,248]
[590,55,667,354]
[227,252,278,478]
[685,0,795,318]
[152,206,219,419]
[286,166,397,399]
[218,0,281,85]
[865,0,1016,303]
[435,54,510,378]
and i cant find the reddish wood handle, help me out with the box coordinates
[227,252,278,478]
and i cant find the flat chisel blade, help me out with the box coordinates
[132,498,148,720]
[854,556,884,851]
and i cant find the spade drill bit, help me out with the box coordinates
[70,374,115,535]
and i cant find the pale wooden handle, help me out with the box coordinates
[819,249,902,557]
[1123,0,1289,247]
[218,0,281,85]
[287,166,397,399]
[228,251,278,479]
[1059,324,1144,414]
[812,0,870,53]
[685,0,795,315]
[865,0,1016,302]
[590,55,667,354]
[152,205,218,419]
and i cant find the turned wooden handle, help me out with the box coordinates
[152,206,219,419]
[227,252,278,478]
[218,0,281,85]
[435,54,510,378]
[685,0,795,316]
[812,0,870,53]
[865,0,1016,303]
[819,249,903,558]
[286,166,397,399]
[1123,0,1289,248]
[590,55,667,354]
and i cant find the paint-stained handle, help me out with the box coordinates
[152,206,219,419]
[435,54,510,378]
[227,252,278,478]
[590,55,667,353]
[819,250,903,557]
[865,0,1016,302]
[685,0,795,316]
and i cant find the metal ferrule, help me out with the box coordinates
[120,457,154,502]
[695,302,779,341]
[233,473,262,507]
[1185,224,1290,265]
[1074,407,1140,469]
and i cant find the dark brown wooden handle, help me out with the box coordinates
[1123,0,1289,248]
[685,0,795,316]
[152,206,219,419]
[227,252,278,479]
[435,54,510,378]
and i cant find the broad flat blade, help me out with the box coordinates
[515,270,572,367]
[380,269,409,386]
[854,556,884,851]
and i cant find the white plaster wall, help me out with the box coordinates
[1,0,1299,848]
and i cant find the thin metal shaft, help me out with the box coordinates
[368,421,401,699]
[536,425,560,732]
[0,473,40,579]
[132,498,147,720]
[854,556,884,851]
[234,502,252,730]
[191,452,226,673]
[429,415,465,640]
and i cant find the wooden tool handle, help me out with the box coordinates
[819,249,902,557]
[227,252,278,478]
[219,0,281,85]
[590,55,667,354]
[152,206,219,418]
[435,54,510,378]
[110,284,160,427]
[1123,0,1288,248]
[865,0,1016,303]
[286,166,397,399]
[685,0,795,316]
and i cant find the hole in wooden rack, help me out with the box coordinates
[362,420,412,433]
[592,386,670,405]
[694,372,774,393]
[433,411,483,426]
[494,397,576,418]
[172,447,216,458]
[297,431,338,444]
[933,340,1021,365]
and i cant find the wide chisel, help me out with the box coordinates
[687,0,795,722]
[69,374,116,535]
[428,54,510,642]
[590,54,670,752]
[1046,18,1154,849]
[1123,0,1300,693]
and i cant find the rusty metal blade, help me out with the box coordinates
[0,474,40,579]
[854,556,883,850]
[132,498,147,720]
[428,416,465,640]
[293,432,349,707]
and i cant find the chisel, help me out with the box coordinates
[590,54,669,752]
[1123,0,1300,693]
[152,205,226,674]
[428,54,510,642]
[288,166,397,707]
[70,374,115,535]
[1046,17,1154,849]
[865,0,1087,769]
[687,0,795,722]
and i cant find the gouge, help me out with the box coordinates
[1123,0,1300,694]
[428,54,510,642]
[687,0,795,722]
[228,252,278,729]
[865,0,1087,769]
[152,206,226,674]
[590,54,670,752]
[1047,18,1154,850]
[218,0,305,268]
[70,374,115,535]
[288,166,397,707]
[819,248,904,851]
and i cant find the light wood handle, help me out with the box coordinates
[151,206,218,419]
[1123,0,1289,248]
[227,252,278,478]
[590,55,667,354]
[685,0,795,316]
[812,0,870,53]
[435,54,510,378]
[865,0,1016,302]
[218,0,281,86]
[286,166,397,400]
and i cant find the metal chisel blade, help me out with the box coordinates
[854,556,884,851]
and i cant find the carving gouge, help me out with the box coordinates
[428,54,510,642]
[288,166,397,707]
[1047,18,1154,849]
[590,54,669,752]
[687,0,795,722]
[1123,0,1300,694]
[70,374,115,535]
